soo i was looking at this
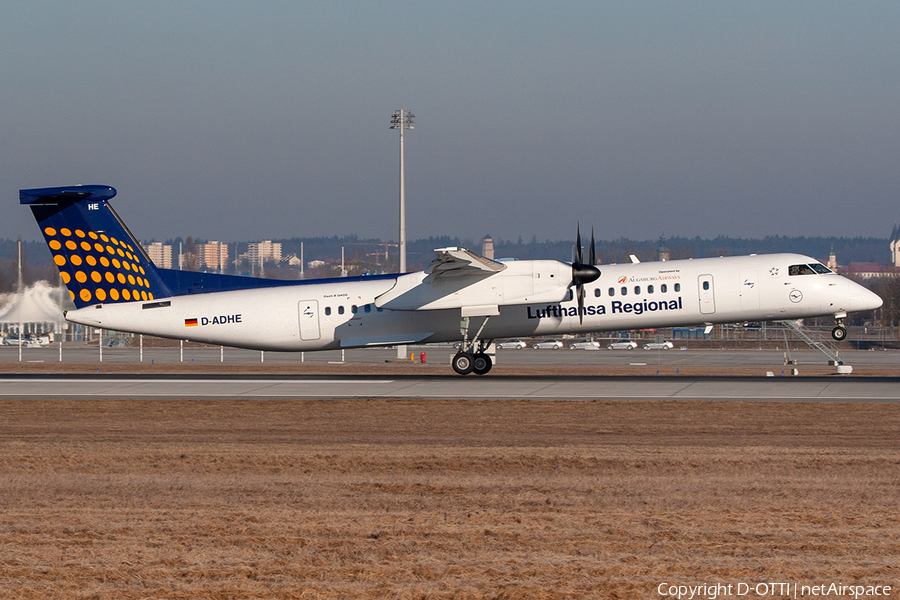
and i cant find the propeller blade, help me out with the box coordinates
[589,228,596,266]
[575,223,583,266]
[577,282,585,325]
[570,225,601,325]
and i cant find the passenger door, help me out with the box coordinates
[298,300,321,340]
[698,274,716,314]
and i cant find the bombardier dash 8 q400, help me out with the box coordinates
[22,185,882,375]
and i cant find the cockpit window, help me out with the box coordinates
[789,263,831,276]
[789,264,815,276]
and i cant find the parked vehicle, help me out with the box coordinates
[568,339,600,350]
[606,339,638,350]
[1,334,48,348]
[642,340,674,350]
[532,339,564,350]
[496,339,527,350]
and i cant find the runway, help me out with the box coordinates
[1,374,899,401]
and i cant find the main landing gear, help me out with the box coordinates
[452,315,494,376]
[451,349,493,376]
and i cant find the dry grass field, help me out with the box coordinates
[1,398,898,599]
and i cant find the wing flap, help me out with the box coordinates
[425,247,506,281]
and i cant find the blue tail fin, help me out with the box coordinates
[21,185,173,308]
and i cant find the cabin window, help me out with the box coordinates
[594,288,601,297]
[338,305,345,315]
[377,307,383,312]
[620,287,627,296]
[634,286,641,295]
[351,305,358,314]
[647,285,654,294]
[364,304,372,313]
[325,306,331,316]
[674,283,681,292]
[608,287,615,296]
[661,284,667,293]
[702,281,710,291]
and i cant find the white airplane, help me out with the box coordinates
[21,185,882,375]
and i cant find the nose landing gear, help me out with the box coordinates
[832,312,847,341]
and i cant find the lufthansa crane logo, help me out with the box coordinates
[789,289,803,303]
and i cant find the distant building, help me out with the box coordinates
[286,254,303,267]
[146,242,173,269]
[827,244,837,271]
[247,240,282,266]
[838,263,900,279]
[197,241,229,271]
[657,234,670,262]
[891,224,900,267]
[0,281,64,336]
[481,235,494,260]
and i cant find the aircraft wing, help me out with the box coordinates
[424,247,507,282]
[376,246,567,313]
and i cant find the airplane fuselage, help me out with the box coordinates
[66,252,879,352]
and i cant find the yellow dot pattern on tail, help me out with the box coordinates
[44,225,155,305]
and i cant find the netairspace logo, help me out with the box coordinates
[657,581,892,599]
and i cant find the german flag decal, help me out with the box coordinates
[185,318,198,327]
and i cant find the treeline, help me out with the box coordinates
[489,235,887,266]
[277,234,888,269]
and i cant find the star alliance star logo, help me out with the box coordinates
[769,267,779,276]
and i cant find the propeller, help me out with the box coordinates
[571,224,601,324]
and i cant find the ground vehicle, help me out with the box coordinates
[496,339,527,350]
[568,339,600,350]
[642,340,674,350]
[532,339,564,350]
[606,339,638,350]
[2,335,48,348]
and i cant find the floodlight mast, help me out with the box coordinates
[390,110,414,273]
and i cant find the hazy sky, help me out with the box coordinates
[3,2,899,245]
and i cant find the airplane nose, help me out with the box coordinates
[849,284,883,312]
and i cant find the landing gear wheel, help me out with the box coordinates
[832,326,847,341]
[472,353,492,375]
[452,352,475,375]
